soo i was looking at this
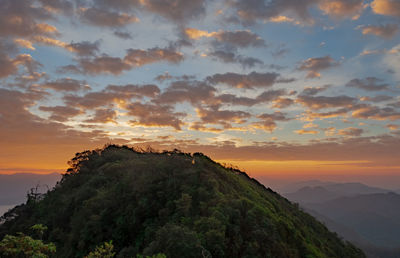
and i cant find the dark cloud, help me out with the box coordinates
[360,95,393,102]
[126,102,185,130]
[301,85,331,96]
[155,80,216,106]
[79,7,139,27]
[196,106,251,129]
[37,0,74,15]
[211,30,266,48]
[61,46,183,75]
[208,50,263,68]
[113,31,133,39]
[0,52,42,79]
[253,111,290,132]
[298,55,339,78]
[0,0,55,38]
[338,127,364,137]
[140,0,206,23]
[228,0,319,25]
[297,95,357,110]
[207,72,290,89]
[124,47,183,67]
[346,77,390,91]
[66,41,100,56]
[272,97,295,108]
[39,105,82,122]
[352,105,400,121]
[105,84,160,98]
[84,109,118,124]
[64,84,159,109]
[40,78,90,91]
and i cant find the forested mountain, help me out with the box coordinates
[0,145,365,258]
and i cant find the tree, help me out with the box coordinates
[0,224,56,258]
[85,241,115,258]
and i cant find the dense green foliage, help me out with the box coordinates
[0,224,56,257]
[0,145,365,258]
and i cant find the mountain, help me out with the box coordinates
[284,182,400,257]
[308,193,400,249]
[322,183,389,196]
[0,173,61,205]
[284,186,340,204]
[0,145,365,258]
[283,182,390,204]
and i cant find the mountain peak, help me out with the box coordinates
[0,145,365,258]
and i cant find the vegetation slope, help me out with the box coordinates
[0,145,365,258]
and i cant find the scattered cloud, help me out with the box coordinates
[360,24,399,39]
[338,127,364,136]
[346,77,390,91]
[297,56,340,78]
[371,0,400,17]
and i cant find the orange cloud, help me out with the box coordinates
[319,0,365,20]
[361,24,398,39]
[371,0,400,17]
[294,129,319,135]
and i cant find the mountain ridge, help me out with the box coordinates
[0,145,365,258]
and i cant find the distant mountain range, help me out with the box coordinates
[0,173,61,206]
[283,181,400,258]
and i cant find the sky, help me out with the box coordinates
[1,0,400,188]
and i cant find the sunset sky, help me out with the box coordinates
[1,0,400,187]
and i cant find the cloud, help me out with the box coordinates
[207,50,263,68]
[124,47,183,67]
[66,41,101,56]
[338,127,364,136]
[39,105,82,122]
[139,0,206,23]
[155,80,216,106]
[79,7,139,27]
[305,108,351,119]
[228,0,319,25]
[186,28,266,48]
[360,24,398,39]
[196,106,251,129]
[297,55,339,78]
[297,95,357,110]
[207,72,290,89]
[0,52,41,79]
[113,31,133,39]
[386,124,399,130]
[64,84,160,109]
[84,109,118,124]
[253,112,290,132]
[208,50,264,68]
[106,84,160,98]
[272,97,295,108]
[318,0,365,20]
[352,105,400,121]
[360,95,393,102]
[346,77,390,91]
[61,46,183,75]
[126,102,185,130]
[40,78,90,91]
[371,0,400,17]
[0,0,55,38]
[294,129,319,135]
[301,85,331,96]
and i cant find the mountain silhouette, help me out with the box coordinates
[0,145,365,257]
